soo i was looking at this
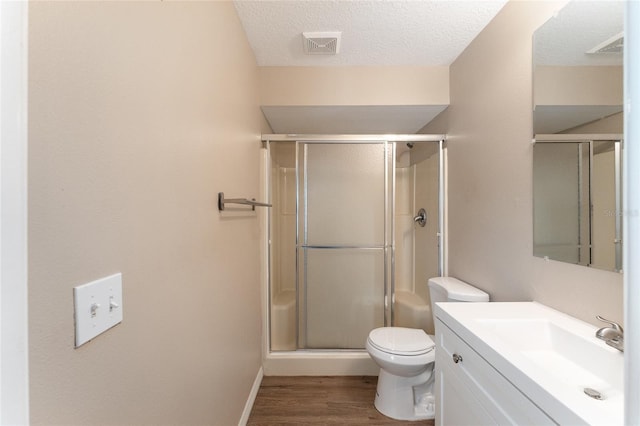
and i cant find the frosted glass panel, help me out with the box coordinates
[304,144,386,246]
[303,248,385,349]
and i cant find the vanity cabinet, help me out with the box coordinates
[434,317,555,425]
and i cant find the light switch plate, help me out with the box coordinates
[73,273,123,347]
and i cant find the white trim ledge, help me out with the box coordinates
[534,133,623,142]
[262,133,446,142]
[0,1,29,424]
[624,1,639,424]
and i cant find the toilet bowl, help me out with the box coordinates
[366,327,436,420]
[366,276,490,421]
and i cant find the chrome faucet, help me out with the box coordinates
[596,315,624,352]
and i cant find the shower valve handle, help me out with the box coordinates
[414,208,427,227]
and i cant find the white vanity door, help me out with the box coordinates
[437,355,497,425]
[435,317,556,426]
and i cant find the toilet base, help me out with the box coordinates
[374,368,435,421]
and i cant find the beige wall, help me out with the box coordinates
[28,2,264,424]
[443,1,623,326]
[259,66,449,106]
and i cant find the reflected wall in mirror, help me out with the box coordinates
[532,0,623,272]
[533,1,623,134]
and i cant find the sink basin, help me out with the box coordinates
[435,302,624,425]
[477,318,623,399]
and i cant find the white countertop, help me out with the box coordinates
[435,301,624,426]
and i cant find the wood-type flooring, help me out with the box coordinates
[247,376,435,425]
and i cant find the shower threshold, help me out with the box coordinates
[263,350,378,376]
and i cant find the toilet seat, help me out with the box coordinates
[367,327,435,356]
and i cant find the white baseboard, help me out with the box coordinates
[238,366,264,426]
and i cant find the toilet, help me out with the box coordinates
[365,276,490,421]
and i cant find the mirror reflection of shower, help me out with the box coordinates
[267,137,443,352]
[533,138,622,272]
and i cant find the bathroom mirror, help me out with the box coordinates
[532,1,623,272]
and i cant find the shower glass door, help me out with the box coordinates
[298,142,393,349]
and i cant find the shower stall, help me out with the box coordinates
[263,134,445,370]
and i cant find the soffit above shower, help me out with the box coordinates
[262,105,447,135]
[235,1,504,134]
[233,0,508,66]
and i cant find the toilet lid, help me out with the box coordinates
[368,327,435,356]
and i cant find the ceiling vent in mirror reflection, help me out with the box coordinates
[533,1,623,66]
[587,32,624,55]
[302,32,341,55]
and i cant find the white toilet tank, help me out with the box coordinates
[427,277,489,315]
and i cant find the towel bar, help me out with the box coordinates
[218,192,272,211]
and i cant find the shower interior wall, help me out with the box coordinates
[269,141,440,350]
[395,143,440,334]
[270,143,297,351]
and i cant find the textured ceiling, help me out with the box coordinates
[233,0,509,66]
[534,1,624,66]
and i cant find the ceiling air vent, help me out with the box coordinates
[302,31,341,55]
[587,32,624,54]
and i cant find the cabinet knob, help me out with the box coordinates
[452,353,463,364]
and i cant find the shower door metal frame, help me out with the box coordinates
[264,134,446,352]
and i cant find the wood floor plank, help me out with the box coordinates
[247,376,435,425]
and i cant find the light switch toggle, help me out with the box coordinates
[90,303,100,317]
[109,297,119,312]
